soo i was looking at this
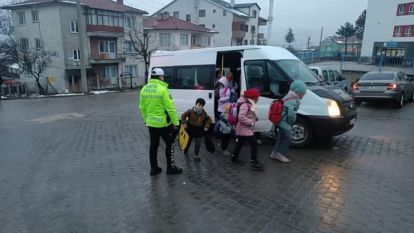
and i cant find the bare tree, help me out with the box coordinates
[4,34,57,95]
[126,29,158,80]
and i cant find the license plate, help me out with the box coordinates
[350,118,356,126]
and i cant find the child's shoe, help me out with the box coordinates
[222,150,231,156]
[194,154,201,162]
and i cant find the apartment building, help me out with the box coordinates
[153,0,267,47]
[2,0,147,93]
[361,0,414,59]
[143,16,217,51]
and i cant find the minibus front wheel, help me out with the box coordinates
[290,117,313,148]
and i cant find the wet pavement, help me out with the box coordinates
[0,92,413,233]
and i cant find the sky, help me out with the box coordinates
[126,0,368,48]
[0,0,368,48]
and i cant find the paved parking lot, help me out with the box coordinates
[0,92,413,233]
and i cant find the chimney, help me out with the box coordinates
[117,0,123,5]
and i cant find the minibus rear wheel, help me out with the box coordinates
[290,117,313,148]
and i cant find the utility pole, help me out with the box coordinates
[307,36,310,49]
[76,0,88,93]
[319,27,324,46]
[267,0,274,44]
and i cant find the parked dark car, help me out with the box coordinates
[352,71,414,108]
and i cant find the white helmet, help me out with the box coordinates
[151,68,165,76]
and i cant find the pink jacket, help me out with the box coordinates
[235,97,256,136]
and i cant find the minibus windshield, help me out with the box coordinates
[272,60,320,85]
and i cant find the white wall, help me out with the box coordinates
[157,0,232,46]
[12,5,67,92]
[361,0,414,56]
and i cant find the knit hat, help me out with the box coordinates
[290,80,307,96]
[244,88,261,99]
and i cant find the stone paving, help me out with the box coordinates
[0,92,413,233]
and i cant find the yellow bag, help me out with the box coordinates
[178,125,190,151]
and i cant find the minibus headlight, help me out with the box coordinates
[326,99,341,117]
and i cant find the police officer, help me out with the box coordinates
[139,68,183,176]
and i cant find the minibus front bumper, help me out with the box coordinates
[308,113,357,136]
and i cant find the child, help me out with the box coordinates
[271,80,307,163]
[231,88,263,171]
[181,98,212,161]
[216,104,233,155]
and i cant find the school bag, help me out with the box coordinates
[227,102,249,125]
[268,97,297,124]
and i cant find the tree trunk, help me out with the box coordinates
[344,37,348,57]
[35,78,45,95]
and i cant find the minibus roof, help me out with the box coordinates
[152,45,298,61]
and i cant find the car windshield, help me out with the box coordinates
[361,73,394,81]
[272,60,320,84]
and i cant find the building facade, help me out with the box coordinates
[153,0,266,47]
[2,0,147,93]
[361,0,414,59]
[320,36,362,57]
[143,16,217,51]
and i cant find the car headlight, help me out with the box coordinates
[326,99,341,117]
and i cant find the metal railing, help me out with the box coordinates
[296,52,414,74]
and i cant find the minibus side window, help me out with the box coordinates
[244,61,266,93]
[267,61,289,97]
[154,67,175,86]
[175,66,214,90]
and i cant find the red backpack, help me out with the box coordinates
[268,97,297,124]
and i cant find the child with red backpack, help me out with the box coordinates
[230,88,263,171]
[270,80,307,163]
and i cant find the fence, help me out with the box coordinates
[296,52,414,75]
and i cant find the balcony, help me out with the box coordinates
[232,21,247,39]
[88,53,126,64]
[86,25,124,37]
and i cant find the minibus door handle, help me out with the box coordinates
[208,92,212,99]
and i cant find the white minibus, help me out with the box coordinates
[148,46,357,147]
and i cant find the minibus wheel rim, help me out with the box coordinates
[291,124,308,144]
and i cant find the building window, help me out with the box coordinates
[73,49,80,60]
[35,38,41,49]
[160,33,171,46]
[398,4,406,15]
[32,10,38,23]
[20,38,29,50]
[251,26,256,34]
[394,26,402,37]
[199,10,206,17]
[223,10,227,16]
[124,40,133,53]
[17,12,26,24]
[101,66,118,84]
[199,24,205,28]
[252,10,257,18]
[70,21,78,33]
[405,25,412,36]
[186,14,191,22]
[180,34,189,46]
[244,40,248,45]
[125,16,134,28]
[124,65,138,76]
[213,9,216,13]
[99,41,116,54]
[173,11,179,18]
[410,3,414,14]
[212,24,215,28]
[250,39,255,45]
[202,36,210,46]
